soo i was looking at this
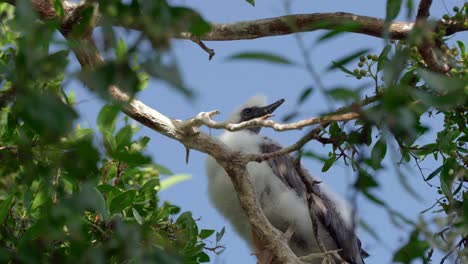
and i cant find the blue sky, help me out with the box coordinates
[70,0,467,263]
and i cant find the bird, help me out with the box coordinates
[205,95,368,264]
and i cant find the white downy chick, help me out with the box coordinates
[205,95,367,263]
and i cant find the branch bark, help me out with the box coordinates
[415,0,450,73]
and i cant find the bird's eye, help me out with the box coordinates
[243,108,252,115]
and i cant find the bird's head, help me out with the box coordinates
[228,94,285,134]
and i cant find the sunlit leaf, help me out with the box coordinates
[160,174,191,190]
[226,52,295,65]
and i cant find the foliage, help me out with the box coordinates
[0,0,467,263]
[0,1,221,263]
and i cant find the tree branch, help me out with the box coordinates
[415,0,450,73]
[21,1,303,263]
[187,110,358,132]
[174,12,468,41]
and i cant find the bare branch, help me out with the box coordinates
[188,110,359,132]
[190,35,216,60]
[174,13,468,41]
[246,123,331,163]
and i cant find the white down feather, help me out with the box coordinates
[205,95,354,257]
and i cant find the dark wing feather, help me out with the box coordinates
[259,137,367,264]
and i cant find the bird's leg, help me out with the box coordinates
[283,224,295,243]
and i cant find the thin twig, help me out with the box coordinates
[190,35,215,60]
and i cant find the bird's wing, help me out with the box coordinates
[259,137,366,264]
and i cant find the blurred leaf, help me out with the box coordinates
[160,174,191,190]
[370,137,387,169]
[359,218,382,242]
[52,0,65,17]
[328,49,370,71]
[115,125,133,149]
[97,104,120,133]
[326,87,360,101]
[132,207,143,225]
[199,229,215,239]
[225,52,294,65]
[457,40,465,57]
[245,0,255,6]
[298,87,313,105]
[115,38,127,61]
[14,91,77,141]
[0,196,13,223]
[156,164,173,175]
[393,229,429,263]
[386,0,403,22]
[355,168,378,190]
[110,190,136,214]
[330,61,356,76]
[322,155,336,172]
[142,60,193,98]
[377,44,392,72]
[216,226,225,243]
[317,22,362,43]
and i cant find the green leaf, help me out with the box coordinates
[225,52,294,65]
[97,104,120,133]
[321,155,336,172]
[115,125,133,149]
[327,49,370,71]
[155,164,173,175]
[386,0,403,22]
[363,190,385,206]
[199,229,215,239]
[316,22,362,43]
[132,207,143,225]
[370,137,387,169]
[160,174,191,190]
[0,196,14,223]
[330,61,356,75]
[142,60,193,98]
[298,87,313,105]
[14,91,77,141]
[109,190,136,214]
[359,219,382,242]
[377,44,392,72]
[393,229,429,263]
[139,178,159,201]
[326,87,360,101]
[52,0,65,17]
[245,0,255,6]
[77,185,109,220]
[329,122,340,137]
[216,227,225,243]
[97,184,122,198]
[355,168,378,190]
[440,159,455,198]
[457,40,465,57]
[115,38,127,61]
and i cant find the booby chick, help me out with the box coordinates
[205,95,367,264]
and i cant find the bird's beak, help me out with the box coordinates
[256,98,285,117]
